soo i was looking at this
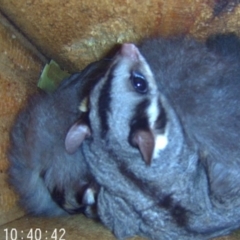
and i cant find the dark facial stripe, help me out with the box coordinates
[128,99,150,146]
[75,184,89,205]
[155,100,167,132]
[98,64,116,138]
[50,186,87,215]
[51,186,65,209]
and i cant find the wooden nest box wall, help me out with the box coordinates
[0,1,240,239]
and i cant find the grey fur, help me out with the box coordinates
[80,34,240,239]
[8,59,109,216]
[8,34,240,240]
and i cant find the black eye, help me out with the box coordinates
[130,71,148,94]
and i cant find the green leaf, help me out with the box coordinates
[38,60,70,92]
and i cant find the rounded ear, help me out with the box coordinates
[131,129,155,165]
[65,120,91,154]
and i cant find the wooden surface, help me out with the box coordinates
[1,1,240,71]
[0,13,44,225]
[0,215,145,240]
[0,215,239,240]
[0,1,240,239]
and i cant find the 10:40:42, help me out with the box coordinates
[4,228,66,240]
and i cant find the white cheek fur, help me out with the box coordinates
[147,96,159,128]
[156,133,168,150]
[147,95,169,158]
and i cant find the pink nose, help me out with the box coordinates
[120,43,139,61]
